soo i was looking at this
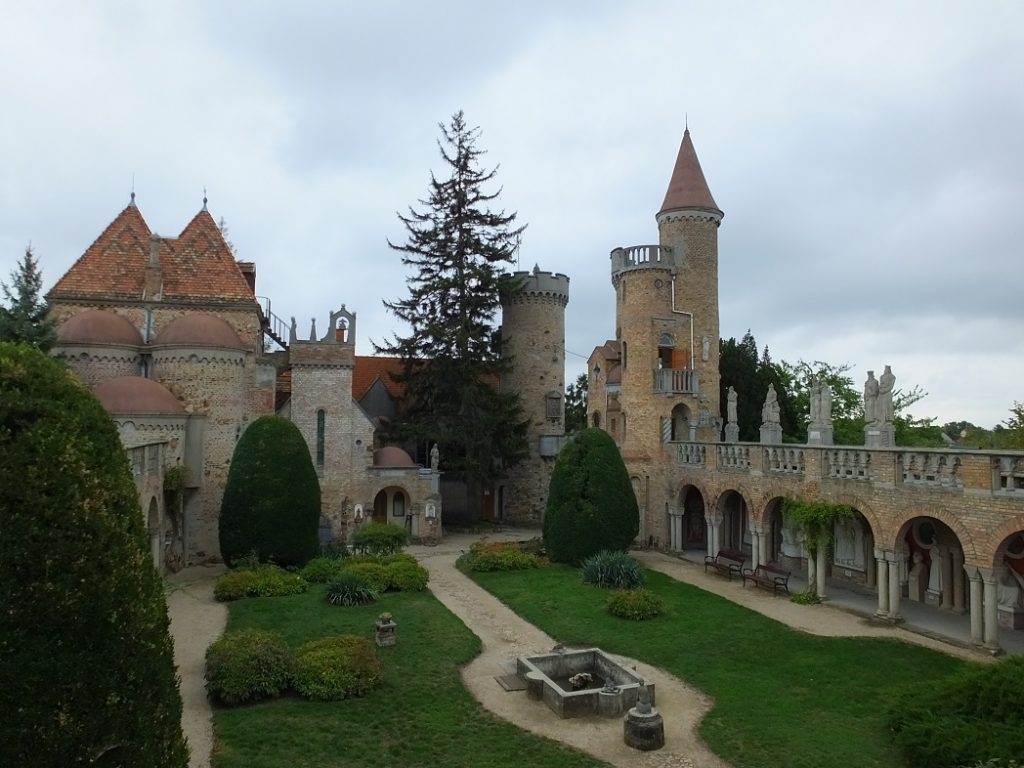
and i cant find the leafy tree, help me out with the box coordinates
[564,372,588,433]
[543,427,639,564]
[719,331,797,440]
[892,386,944,447]
[220,415,321,567]
[0,343,187,767]
[1004,402,1024,449]
[377,111,528,488]
[0,245,56,350]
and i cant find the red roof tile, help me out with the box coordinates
[659,129,722,217]
[49,203,257,306]
[352,356,405,401]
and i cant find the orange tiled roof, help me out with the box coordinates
[49,203,257,305]
[352,355,405,401]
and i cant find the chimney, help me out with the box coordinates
[236,261,256,295]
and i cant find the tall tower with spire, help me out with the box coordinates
[591,127,723,542]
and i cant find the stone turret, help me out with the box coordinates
[499,266,570,525]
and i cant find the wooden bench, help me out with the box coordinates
[703,549,746,581]
[741,563,792,596]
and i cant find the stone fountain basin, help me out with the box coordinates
[517,648,654,719]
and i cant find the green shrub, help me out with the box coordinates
[606,588,664,621]
[379,552,418,566]
[300,556,349,583]
[340,561,390,592]
[790,590,821,605]
[214,566,308,601]
[320,541,351,559]
[293,635,383,701]
[352,522,408,554]
[888,655,1024,768]
[385,560,429,591]
[580,550,645,588]
[543,428,639,564]
[219,415,321,568]
[0,343,188,766]
[205,630,294,706]
[326,572,379,606]
[457,541,543,572]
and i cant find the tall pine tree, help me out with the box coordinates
[0,246,56,350]
[377,111,528,488]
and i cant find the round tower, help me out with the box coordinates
[499,266,570,525]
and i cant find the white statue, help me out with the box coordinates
[907,552,928,602]
[998,565,1024,609]
[727,386,738,424]
[833,518,862,569]
[809,380,821,424]
[761,384,780,426]
[878,365,896,424]
[820,382,832,424]
[701,335,710,362]
[863,371,879,424]
[430,443,440,471]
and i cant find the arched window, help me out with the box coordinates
[316,409,325,468]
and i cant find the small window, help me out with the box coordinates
[545,391,562,421]
[392,492,405,517]
[316,410,325,468]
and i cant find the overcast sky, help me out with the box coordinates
[2,1,1021,429]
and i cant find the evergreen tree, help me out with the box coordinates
[219,415,321,567]
[0,343,187,766]
[0,245,56,350]
[543,427,639,564]
[377,111,529,488]
[564,373,588,433]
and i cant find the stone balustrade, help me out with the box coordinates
[671,441,1024,499]
[653,367,698,394]
[610,244,673,272]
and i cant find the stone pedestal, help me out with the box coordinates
[759,424,782,444]
[724,423,739,443]
[623,682,664,751]
[864,424,895,448]
[806,425,833,446]
[374,614,397,647]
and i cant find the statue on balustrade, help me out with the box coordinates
[878,365,896,424]
[863,371,879,424]
[761,384,780,426]
[727,386,738,424]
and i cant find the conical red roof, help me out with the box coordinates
[658,129,722,217]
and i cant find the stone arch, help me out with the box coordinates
[889,506,978,565]
[669,482,708,552]
[670,403,691,441]
[986,515,1024,567]
[372,485,410,526]
[819,492,884,550]
[713,488,751,553]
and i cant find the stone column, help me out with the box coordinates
[875,550,889,617]
[758,526,770,566]
[807,552,817,593]
[749,524,761,570]
[705,517,715,558]
[940,548,954,611]
[968,568,984,644]
[816,546,828,599]
[887,550,903,622]
[980,567,1000,650]
[708,514,722,557]
[952,549,966,613]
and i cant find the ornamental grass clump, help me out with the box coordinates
[293,635,383,701]
[205,630,294,706]
[606,588,664,621]
[326,572,379,606]
[580,550,645,589]
[214,566,308,602]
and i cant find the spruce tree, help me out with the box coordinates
[0,245,56,350]
[0,343,187,767]
[377,111,529,488]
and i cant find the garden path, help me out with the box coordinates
[408,534,729,768]
[167,564,227,768]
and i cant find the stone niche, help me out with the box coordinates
[517,648,653,719]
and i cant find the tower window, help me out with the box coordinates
[545,391,562,421]
[316,409,325,468]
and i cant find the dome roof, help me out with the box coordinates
[57,309,143,346]
[153,314,245,349]
[373,446,416,468]
[93,376,185,415]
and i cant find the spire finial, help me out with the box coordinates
[129,173,136,207]
[685,112,688,132]
[202,187,208,210]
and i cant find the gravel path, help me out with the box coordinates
[167,532,980,768]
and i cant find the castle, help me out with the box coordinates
[46,128,1024,651]
[47,198,568,571]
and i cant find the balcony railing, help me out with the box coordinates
[653,368,698,394]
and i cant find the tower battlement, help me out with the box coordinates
[610,244,676,283]
[501,269,570,307]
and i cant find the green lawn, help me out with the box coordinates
[470,564,973,768]
[211,586,608,768]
